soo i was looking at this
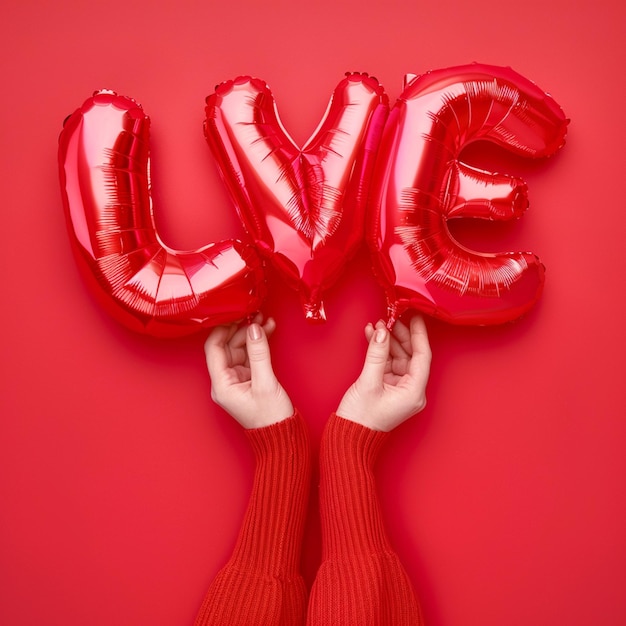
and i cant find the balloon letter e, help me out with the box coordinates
[369,64,568,326]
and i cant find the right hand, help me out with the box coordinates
[336,315,432,432]
[204,316,294,429]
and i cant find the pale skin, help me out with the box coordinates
[204,314,431,432]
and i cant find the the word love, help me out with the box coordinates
[58,63,568,338]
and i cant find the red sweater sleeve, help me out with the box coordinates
[307,413,423,626]
[194,411,311,626]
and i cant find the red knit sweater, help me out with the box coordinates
[194,412,422,625]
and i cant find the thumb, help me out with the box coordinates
[246,323,277,389]
[359,324,389,389]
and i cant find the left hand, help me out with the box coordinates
[204,315,294,429]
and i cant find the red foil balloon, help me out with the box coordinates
[59,91,265,338]
[205,73,389,322]
[368,64,569,325]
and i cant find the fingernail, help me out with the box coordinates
[248,323,261,340]
[375,328,387,343]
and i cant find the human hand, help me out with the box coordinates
[204,316,294,429]
[336,316,432,432]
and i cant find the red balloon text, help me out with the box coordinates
[58,64,568,337]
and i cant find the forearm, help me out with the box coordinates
[318,413,391,558]
[307,413,422,625]
[231,411,311,574]
[195,411,311,626]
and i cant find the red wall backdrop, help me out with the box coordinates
[1,1,625,625]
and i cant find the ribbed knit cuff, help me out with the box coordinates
[245,411,308,460]
[318,413,391,559]
[229,410,311,577]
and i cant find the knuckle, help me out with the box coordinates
[366,351,387,366]
[247,347,268,363]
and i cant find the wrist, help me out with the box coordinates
[336,396,387,432]
[245,409,304,444]
[335,411,387,432]
[244,399,295,430]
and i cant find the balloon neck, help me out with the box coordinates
[386,301,399,329]
[303,299,327,324]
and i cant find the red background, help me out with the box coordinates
[1,1,625,625]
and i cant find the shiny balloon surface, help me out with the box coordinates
[205,73,389,322]
[59,66,568,335]
[368,63,568,325]
[59,91,265,338]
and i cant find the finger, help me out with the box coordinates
[410,315,431,357]
[359,320,390,389]
[246,323,277,389]
[408,315,432,375]
[225,312,264,343]
[366,321,395,352]
[204,325,232,381]
[369,320,407,368]
[228,317,276,367]
[389,332,410,361]
[231,315,274,350]
[262,316,276,338]
[391,318,412,354]
[229,323,250,350]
